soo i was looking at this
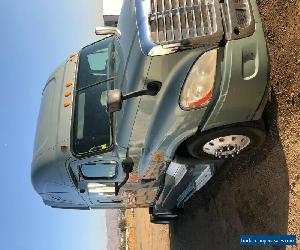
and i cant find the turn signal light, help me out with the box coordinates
[153,153,162,161]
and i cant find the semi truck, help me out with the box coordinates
[32,0,269,223]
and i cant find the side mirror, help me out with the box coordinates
[107,89,123,113]
[107,81,162,113]
[95,27,121,38]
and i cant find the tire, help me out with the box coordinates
[148,206,153,215]
[185,122,266,160]
[150,214,177,224]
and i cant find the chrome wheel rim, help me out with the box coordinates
[203,135,251,158]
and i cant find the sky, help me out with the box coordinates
[0,1,108,249]
[102,0,123,15]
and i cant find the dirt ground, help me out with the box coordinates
[170,1,300,249]
[134,209,170,250]
[130,1,300,249]
[124,210,138,250]
[125,208,170,250]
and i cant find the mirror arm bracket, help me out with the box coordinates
[107,81,162,113]
[115,157,134,196]
[115,173,129,196]
[122,81,162,100]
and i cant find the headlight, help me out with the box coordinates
[180,49,217,110]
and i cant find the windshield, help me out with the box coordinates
[73,37,115,156]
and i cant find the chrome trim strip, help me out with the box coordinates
[95,27,121,38]
[194,165,213,191]
[199,1,205,35]
[191,2,198,37]
[161,0,167,41]
[176,1,183,39]
[168,0,175,41]
[153,0,159,42]
[183,0,190,38]
[166,162,187,186]
[205,0,213,35]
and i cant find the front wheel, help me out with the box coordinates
[186,123,266,160]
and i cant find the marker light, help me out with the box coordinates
[65,82,73,87]
[153,153,162,161]
[69,53,77,59]
[64,91,72,97]
[180,49,217,110]
[60,145,68,151]
[64,101,71,107]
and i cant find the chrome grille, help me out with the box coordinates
[236,9,247,26]
[149,0,223,45]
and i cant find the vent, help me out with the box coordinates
[220,0,255,40]
[236,9,247,26]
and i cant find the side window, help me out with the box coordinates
[80,161,117,179]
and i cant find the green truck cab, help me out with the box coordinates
[32,0,269,223]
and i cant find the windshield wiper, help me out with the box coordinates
[76,77,114,92]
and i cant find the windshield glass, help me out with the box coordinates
[77,37,114,89]
[73,37,114,156]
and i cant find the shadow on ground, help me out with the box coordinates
[170,93,289,250]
